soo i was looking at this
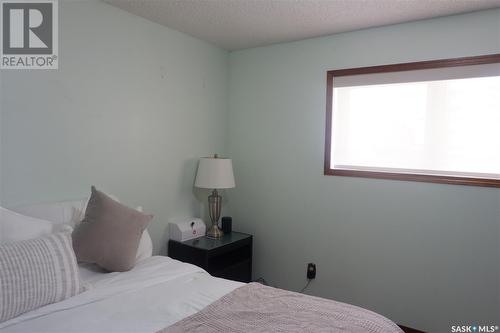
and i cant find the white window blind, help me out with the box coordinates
[330,63,500,180]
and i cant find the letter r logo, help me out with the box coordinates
[2,2,53,54]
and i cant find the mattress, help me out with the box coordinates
[0,256,243,333]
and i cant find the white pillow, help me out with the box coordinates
[11,199,87,228]
[0,207,57,243]
[135,206,153,262]
[11,198,154,263]
[0,231,82,323]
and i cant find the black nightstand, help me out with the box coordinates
[168,232,252,283]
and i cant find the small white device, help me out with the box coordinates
[168,217,206,242]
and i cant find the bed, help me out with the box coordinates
[0,255,403,333]
[0,256,242,332]
[1,194,403,333]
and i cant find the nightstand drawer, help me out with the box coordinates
[212,259,251,282]
[168,231,252,283]
[207,240,251,271]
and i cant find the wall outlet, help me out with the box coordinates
[307,263,316,279]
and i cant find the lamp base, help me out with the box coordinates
[207,189,224,239]
[206,224,224,239]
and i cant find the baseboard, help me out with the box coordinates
[399,325,427,333]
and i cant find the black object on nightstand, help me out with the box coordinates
[168,232,252,283]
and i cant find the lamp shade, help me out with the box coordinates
[195,157,235,189]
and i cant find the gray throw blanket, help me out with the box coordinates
[159,283,403,333]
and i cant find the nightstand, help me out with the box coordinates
[168,232,252,283]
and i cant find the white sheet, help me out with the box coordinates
[77,263,109,284]
[1,256,243,333]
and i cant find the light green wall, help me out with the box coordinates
[228,9,500,332]
[0,0,229,253]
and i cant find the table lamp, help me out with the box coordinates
[194,154,235,239]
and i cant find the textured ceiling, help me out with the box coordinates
[104,0,500,50]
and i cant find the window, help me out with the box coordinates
[324,54,500,187]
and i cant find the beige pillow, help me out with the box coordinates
[0,231,82,323]
[72,186,152,272]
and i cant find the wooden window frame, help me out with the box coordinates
[324,53,500,188]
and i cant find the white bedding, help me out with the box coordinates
[0,256,243,333]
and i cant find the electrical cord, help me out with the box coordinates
[300,279,312,293]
